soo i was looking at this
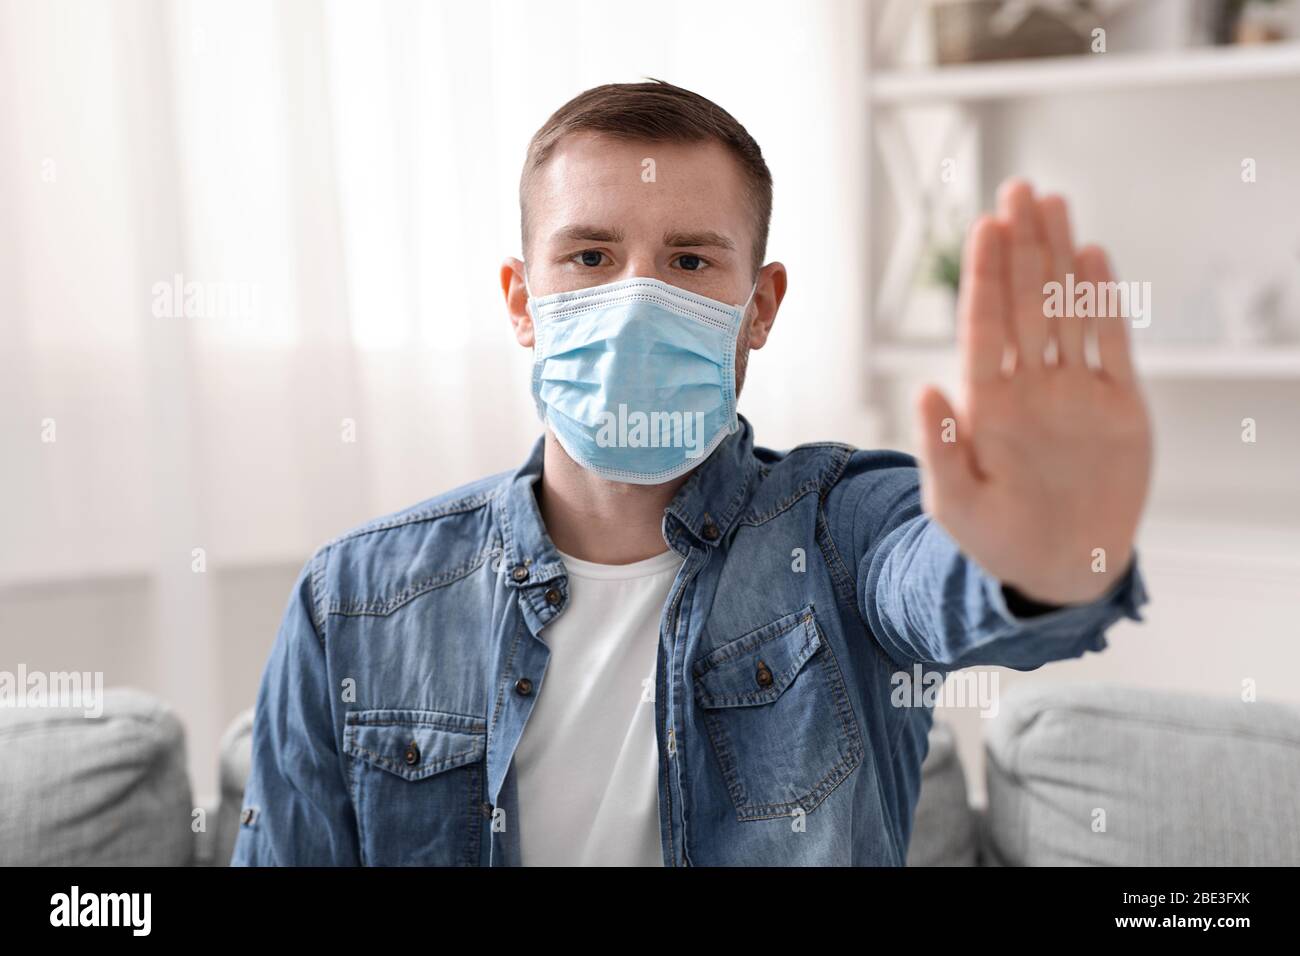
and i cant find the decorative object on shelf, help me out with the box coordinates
[1280,243,1300,341]
[1212,249,1300,346]
[1224,0,1295,44]
[931,241,962,294]
[901,235,962,343]
[930,0,1130,64]
[872,103,980,344]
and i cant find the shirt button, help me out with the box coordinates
[511,564,529,582]
[404,741,421,766]
[240,807,257,825]
[544,587,562,605]
[515,677,534,696]
[755,660,773,688]
[702,522,720,541]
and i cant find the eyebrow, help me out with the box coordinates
[551,224,625,244]
[664,229,735,251]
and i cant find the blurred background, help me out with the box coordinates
[2,0,1298,807]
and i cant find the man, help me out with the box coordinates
[231,80,1151,867]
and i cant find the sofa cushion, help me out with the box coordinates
[984,682,1300,865]
[906,719,977,865]
[0,686,194,865]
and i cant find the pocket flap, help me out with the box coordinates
[693,605,822,709]
[343,709,486,781]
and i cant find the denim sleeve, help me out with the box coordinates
[229,548,360,865]
[824,450,1148,670]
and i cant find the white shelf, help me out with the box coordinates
[870,43,1300,104]
[872,344,1300,380]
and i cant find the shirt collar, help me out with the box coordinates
[497,436,565,592]
[662,414,759,549]
[499,414,760,582]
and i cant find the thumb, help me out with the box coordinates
[913,385,977,522]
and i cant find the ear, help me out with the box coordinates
[500,257,533,347]
[743,261,787,350]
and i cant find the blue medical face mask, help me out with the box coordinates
[525,274,757,485]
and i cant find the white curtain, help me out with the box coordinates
[1,0,873,794]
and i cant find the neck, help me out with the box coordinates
[537,430,687,564]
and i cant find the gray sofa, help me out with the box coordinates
[4,682,1298,866]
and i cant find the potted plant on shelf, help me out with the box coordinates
[902,237,962,344]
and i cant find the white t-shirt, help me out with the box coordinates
[513,545,682,866]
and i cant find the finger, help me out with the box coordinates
[1037,194,1083,368]
[957,214,1007,390]
[914,385,979,524]
[1077,244,1135,384]
[997,178,1050,373]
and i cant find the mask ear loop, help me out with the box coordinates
[736,281,759,329]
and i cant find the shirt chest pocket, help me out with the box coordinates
[692,605,864,822]
[343,709,487,866]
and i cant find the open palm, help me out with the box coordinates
[915,179,1153,605]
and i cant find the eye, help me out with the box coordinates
[674,254,707,272]
[572,249,606,268]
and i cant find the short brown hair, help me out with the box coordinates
[520,79,773,275]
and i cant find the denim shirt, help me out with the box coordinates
[230,415,1147,866]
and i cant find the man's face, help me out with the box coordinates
[503,132,785,396]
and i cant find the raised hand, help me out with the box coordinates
[914,178,1153,606]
